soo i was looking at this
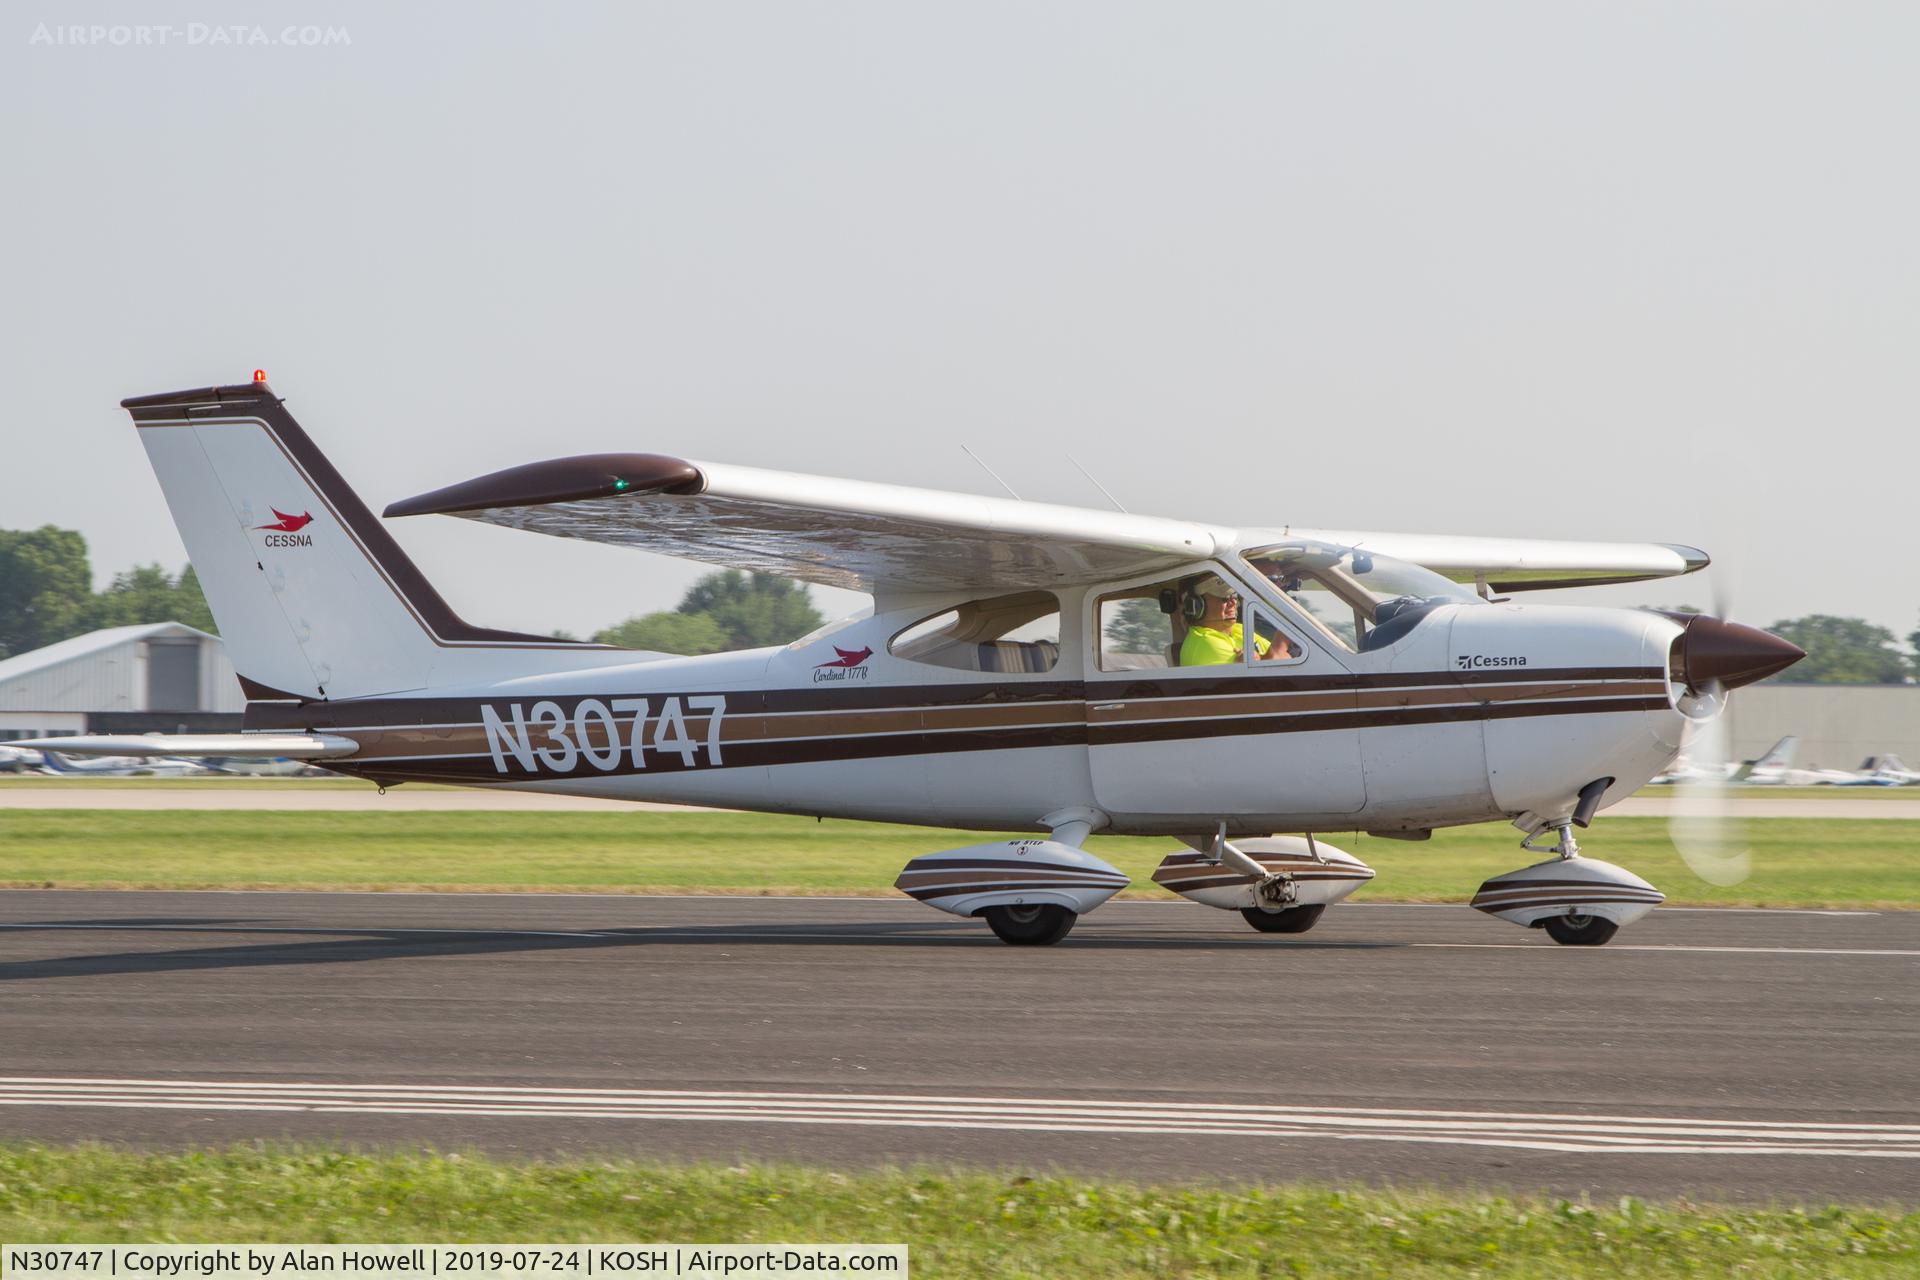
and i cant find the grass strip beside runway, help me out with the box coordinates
[0,811,1914,908]
[5,776,1913,800]
[0,1146,1912,1279]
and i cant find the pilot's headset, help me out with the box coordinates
[1174,577,1219,623]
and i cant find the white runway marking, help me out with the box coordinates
[0,1077,1913,1159]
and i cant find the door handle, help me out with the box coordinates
[1092,702,1126,711]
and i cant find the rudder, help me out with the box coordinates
[123,380,567,701]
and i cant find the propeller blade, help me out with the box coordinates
[1669,701,1751,887]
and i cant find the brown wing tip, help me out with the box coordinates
[384,453,706,518]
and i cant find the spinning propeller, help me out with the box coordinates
[1663,576,1803,887]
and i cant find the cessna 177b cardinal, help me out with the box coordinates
[15,378,1805,946]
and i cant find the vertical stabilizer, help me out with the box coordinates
[122,380,575,701]
[1749,735,1798,771]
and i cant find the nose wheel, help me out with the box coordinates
[1471,813,1664,946]
[981,903,1077,946]
[1541,911,1618,947]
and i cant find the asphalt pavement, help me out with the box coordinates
[1,890,1916,1202]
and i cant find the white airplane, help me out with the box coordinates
[200,756,325,777]
[1834,754,1920,787]
[36,750,210,778]
[14,376,1806,947]
[1648,748,1737,786]
[1732,736,1861,787]
[0,744,44,773]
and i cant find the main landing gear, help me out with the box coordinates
[891,808,1128,946]
[1152,829,1376,932]
[1240,903,1326,934]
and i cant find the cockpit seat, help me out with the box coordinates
[976,640,1059,674]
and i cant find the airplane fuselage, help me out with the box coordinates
[258,593,1691,839]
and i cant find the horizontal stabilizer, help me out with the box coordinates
[5,733,360,759]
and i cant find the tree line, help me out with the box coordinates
[2,523,1916,682]
[0,526,215,659]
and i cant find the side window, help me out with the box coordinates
[1099,572,1294,671]
[1098,592,1177,670]
[1248,560,1360,653]
[1244,605,1305,666]
[889,591,1061,674]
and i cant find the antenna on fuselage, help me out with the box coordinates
[1066,452,1129,513]
[959,444,1022,501]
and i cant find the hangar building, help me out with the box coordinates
[0,622,244,741]
[1730,684,1920,774]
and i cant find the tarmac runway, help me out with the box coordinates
[1,890,1916,1202]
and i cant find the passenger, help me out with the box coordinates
[1178,580,1295,665]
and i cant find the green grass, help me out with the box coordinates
[0,1146,1913,1277]
[0,810,1914,908]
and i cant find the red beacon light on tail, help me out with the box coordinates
[252,369,267,384]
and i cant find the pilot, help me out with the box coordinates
[1178,580,1295,665]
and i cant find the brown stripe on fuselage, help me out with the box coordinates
[276,667,1671,782]
[1091,680,1667,727]
[1087,695,1669,748]
[250,666,1666,735]
[1091,665,1665,700]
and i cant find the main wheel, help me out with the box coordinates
[1240,904,1325,934]
[981,903,1077,946]
[1543,912,1618,946]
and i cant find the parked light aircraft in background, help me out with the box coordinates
[1649,750,1738,786]
[1734,736,1865,787]
[36,750,209,778]
[200,756,325,777]
[12,377,1807,946]
[1654,736,1918,787]
[1865,755,1920,785]
[0,744,44,773]
[1834,755,1920,787]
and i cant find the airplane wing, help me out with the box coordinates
[386,454,1706,595]
[386,455,1228,593]
[1283,529,1710,593]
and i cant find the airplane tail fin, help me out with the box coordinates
[123,380,575,702]
[1746,734,1798,771]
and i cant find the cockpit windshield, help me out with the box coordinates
[1242,541,1481,653]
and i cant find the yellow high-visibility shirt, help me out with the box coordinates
[1179,622,1270,666]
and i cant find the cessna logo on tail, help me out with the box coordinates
[255,508,315,547]
[813,645,872,683]
[256,508,313,532]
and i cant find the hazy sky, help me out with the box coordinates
[5,2,1915,642]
